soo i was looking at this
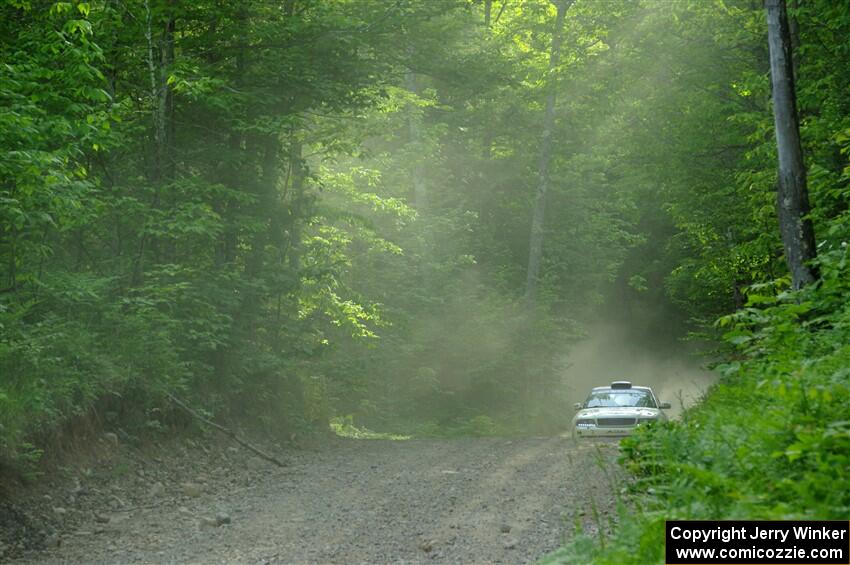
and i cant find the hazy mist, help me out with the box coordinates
[560,323,716,420]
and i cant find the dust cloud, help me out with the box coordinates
[559,323,717,420]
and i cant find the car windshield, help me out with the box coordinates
[584,389,656,408]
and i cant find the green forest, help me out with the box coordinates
[2,0,849,562]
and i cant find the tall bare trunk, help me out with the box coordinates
[406,70,427,211]
[161,10,175,182]
[137,0,174,283]
[788,0,800,80]
[479,0,494,228]
[287,137,305,276]
[144,0,173,185]
[482,0,494,160]
[765,0,818,289]
[524,0,572,303]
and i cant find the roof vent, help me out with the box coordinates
[610,381,632,389]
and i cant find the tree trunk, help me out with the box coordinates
[246,136,281,282]
[524,0,572,303]
[406,69,427,211]
[788,0,800,80]
[481,0,494,160]
[765,0,818,290]
[137,0,175,283]
[144,0,173,185]
[287,137,305,276]
[161,9,175,183]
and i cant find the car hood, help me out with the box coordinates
[575,407,661,419]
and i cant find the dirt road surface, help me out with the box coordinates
[13,436,621,564]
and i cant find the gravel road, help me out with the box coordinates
[12,436,621,564]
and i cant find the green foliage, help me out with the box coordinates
[543,0,850,562]
[3,0,632,465]
[0,0,463,463]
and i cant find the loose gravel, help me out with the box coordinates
[7,436,622,564]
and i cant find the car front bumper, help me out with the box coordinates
[574,425,636,438]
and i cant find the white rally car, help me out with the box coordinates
[571,381,670,439]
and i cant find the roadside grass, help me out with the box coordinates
[329,415,412,440]
[329,413,505,440]
[543,259,850,564]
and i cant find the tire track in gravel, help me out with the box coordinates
[16,436,623,564]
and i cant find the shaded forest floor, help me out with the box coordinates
[3,435,621,564]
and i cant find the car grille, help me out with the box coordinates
[596,417,636,427]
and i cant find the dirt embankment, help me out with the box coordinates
[4,436,621,564]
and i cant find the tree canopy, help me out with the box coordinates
[2,0,849,472]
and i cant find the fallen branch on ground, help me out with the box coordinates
[164,392,286,468]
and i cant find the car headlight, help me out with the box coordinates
[575,419,595,428]
[638,416,658,423]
